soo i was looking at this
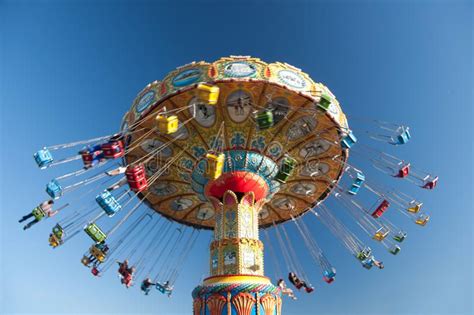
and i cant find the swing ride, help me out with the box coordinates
[26,56,438,315]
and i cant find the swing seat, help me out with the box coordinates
[348,172,365,195]
[422,176,438,190]
[396,129,411,145]
[255,110,274,130]
[156,115,179,134]
[91,267,100,276]
[89,245,107,262]
[275,156,297,183]
[357,247,372,261]
[205,153,225,180]
[395,163,410,178]
[84,223,107,243]
[348,185,361,195]
[32,206,46,221]
[317,94,332,112]
[52,224,64,239]
[389,245,401,255]
[371,200,390,218]
[156,283,166,293]
[305,286,314,293]
[46,179,63,199]
[156,283,172,294]
[323,267,336,279]
[126,164,148,192]
[373,228,389,241]
[49,234,61,248]
[80,146,104,168]
[362,258,374,269]
[415,214,430,226]
[407,202,422,213]
[341,131,357,149]
[323,276,335,284]
[354,172,365,186]
[101,140,124,159]
[96,190,122,216]
[34,149,53,169]
[197,83,220,105]
[393,231,407,243]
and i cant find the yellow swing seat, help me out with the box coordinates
[407,201,423,213]
[90,245,107,263]
[205,153,225,179]
[197,83,220,105]
[415,214,430,226]
[373,228,390,241]
[156,115,179,134]
[408,202,423,213]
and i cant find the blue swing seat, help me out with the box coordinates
[348,185,360,195]
[46,179,63,199]
[396,129,411,145]
[96,190,122,216]
[323,267,336,279]
[156,283,172,295]
[348,172,365,195]
[341,131,357,149]
[34,149,54,169]
[354,173,365,186]
[362,258,374,269]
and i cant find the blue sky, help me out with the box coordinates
[1,1,472,314]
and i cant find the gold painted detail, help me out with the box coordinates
[209,191,265,276]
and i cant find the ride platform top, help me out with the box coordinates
[121,56,349,229]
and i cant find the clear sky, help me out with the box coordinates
[1,1,472,314]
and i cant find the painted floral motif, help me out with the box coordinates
[251,136,265,152]
[193,146,206,158]
[231,132,246,149]
[180,158,194,171]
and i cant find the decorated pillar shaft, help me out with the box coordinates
[210,191,264,276]
[192,151,282,315]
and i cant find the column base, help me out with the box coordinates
[192,275,282,315]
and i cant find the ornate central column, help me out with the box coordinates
[192,151,282,315]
